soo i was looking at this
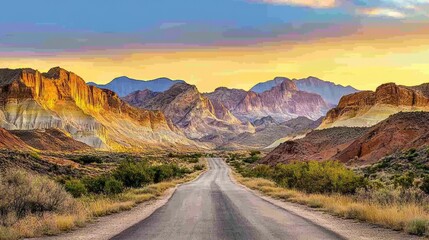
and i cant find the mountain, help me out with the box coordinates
[232,78,329,122]
[87,76,184,97]
[294,77,358,105]
[250,76,358,105]
[250,77,287,93]
[0,67,196,151]
[124,83,254,145]
[260,127,368,165]
[320,83,429,129]
[335,112,429,163]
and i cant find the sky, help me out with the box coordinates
[0,0,428,92]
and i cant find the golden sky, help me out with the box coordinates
[2,31,429,92]
[1,0,429,92]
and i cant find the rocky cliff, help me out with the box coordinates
[320,83,429,129]
[0,67,196,151]
[233,78,329,122]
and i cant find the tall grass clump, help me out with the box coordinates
[0,169,86,239]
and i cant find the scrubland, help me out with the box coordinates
[228,150,429,237]
[0,152,206,240]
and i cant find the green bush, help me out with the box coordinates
[83,175,109,194]
[113,161,153,188]
[77,155,102,164]
[193,164,205,171]
[406,219,428,236]
[187,158,199,163]
[271,161,365,194]
[65,179,87,197]
[103,178,124,195]
[151,165,175,183]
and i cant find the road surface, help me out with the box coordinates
[111,158,345,240]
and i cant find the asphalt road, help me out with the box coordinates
[111,158,345,240]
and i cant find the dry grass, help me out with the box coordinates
[0,165,206,240]
[234,173,429,237]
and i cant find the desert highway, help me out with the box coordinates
[111,158,344,240]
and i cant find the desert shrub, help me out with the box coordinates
[77,155,102,164]
[187,158,199,163]
[113,160,154,188]
[272,161,365,194]
[83,176,109,194]
[404,148,418,161]
[420,177,429,194]
[64,180,87,198]
[193,164,205,171]
[406,219,428,236]
[0,169,76,226]
[393,172,415,189]
[103,178,124,195]
[151,165,175,183]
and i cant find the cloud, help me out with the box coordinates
[357,8,406,18]
[257,0,338,8]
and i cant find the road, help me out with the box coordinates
[111,158,345,240]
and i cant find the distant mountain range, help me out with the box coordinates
[250,76,358,105]
[87,76,185,97]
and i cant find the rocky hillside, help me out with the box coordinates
[10,128,91,151]
[0,67,196,151]
[223,116,321,150]
[88,76,184,97]
[260,127,367,165]
[261,112,429,165]
[320,83,429,129]
[124,83,254,144]
[0,128,32,151]
[335,112,429,163]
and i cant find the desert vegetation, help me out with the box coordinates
[0,152,206,240]
[228,149,429,237]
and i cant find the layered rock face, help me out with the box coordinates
[233,79,329,122]
[0,67,195,150]
[124,83,254,144]
[87,76,184,97]
[320,83,429,129]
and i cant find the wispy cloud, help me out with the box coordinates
[257,0,338,8]
[357,8,406,18]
